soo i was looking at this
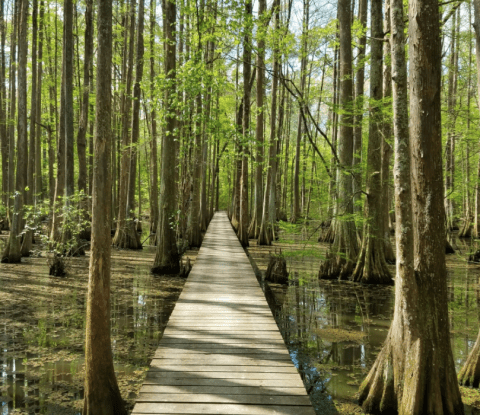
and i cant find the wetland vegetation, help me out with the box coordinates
[1,0,480,411]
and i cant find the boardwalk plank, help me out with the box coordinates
[132,403,316,414]
[144,372,301,380]
[136,394,312,405]
[132,212,314,415]
[147,366,299,373]
[142,378,305,388]
[138,386,308,395]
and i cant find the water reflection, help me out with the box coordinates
[0,247,186,413]
[259,230,480,411]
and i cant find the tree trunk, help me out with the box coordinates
[7,0,18,227]
[358,0,464,411]
[445,12,458,231]
[35,1,44,202]
[459,5,473,239]
[350,0,392,284]
[152,0,180,274]
[47,88,56,206]
[149,0,159,236]
[128,0,145,226]
[472,0,480,239]
[50,10,67,244]
[352,0,367,217]
[381,3,395,263]
[77,0,93,196]
[21,0,39,256]
[190,94,204,247]
[248,0,266,238]
[83,0,126,410]
[0,0,6,214]
[112,0,142,249]
[459,317,480,386]
[231,43,241,230]
[127,0,145,230]
[2,0,26,263]
[318,0,358,279]
[238,0,252,247]
[64,0,74,201]
[258,0,280,245]
[319,39,338,243]
[231,112,242,232]
[59,0,83,255]
[291,0,309,224]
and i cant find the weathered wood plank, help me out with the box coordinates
[131,212,314,414]
[161,337,284,347]
[144,371,302,380]
[136,394,312,405]
[142,377,305,388]
[132,403,316,414]
[154,347,290,356]
[147,366,299,373]
[138,385,308,395]
[150,357,293,366]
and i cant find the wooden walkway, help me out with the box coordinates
[132,212,315,415]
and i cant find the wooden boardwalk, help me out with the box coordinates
[132,212,315,415]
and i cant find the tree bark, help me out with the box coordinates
[358,0,464,411]
[445,12,458,231]
[7,0,18,227]
[152,0,180,274]
[2,0,26,263]
[472,0,480,239]
[190,94,204,247]
[21,0,39,256]
[352,0,367,217]
[149,0,159,236]
[112,0,142,249]
[64,0,74,201]
[380,2,395,263]
[0,0,6,213]
[248,0,266,238]
[459,5,473,239]
[350,0,392,284]
[128,0,145,224]
[238,0,252,247]
[35,1,44,202]
[291,0,309,224]
[27,0,37,205]
[258,0,280,245]
[77,0,93,196]
[58,0,84,255]
[459,327,480,387]
[318,0,358,279]
[83,0,126,410]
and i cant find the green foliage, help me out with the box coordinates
[23,192,90,276]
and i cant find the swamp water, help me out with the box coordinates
[0,246,196,414]
[2,222,480,414]
[247,225,480,414]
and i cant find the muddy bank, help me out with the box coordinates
[0,243,197,414]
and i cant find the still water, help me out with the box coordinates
[2,228,479,414]
[0,247,188,414]
[256,230,480,413]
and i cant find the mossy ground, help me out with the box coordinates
[0,233,197,413]
[460,386,480,410]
